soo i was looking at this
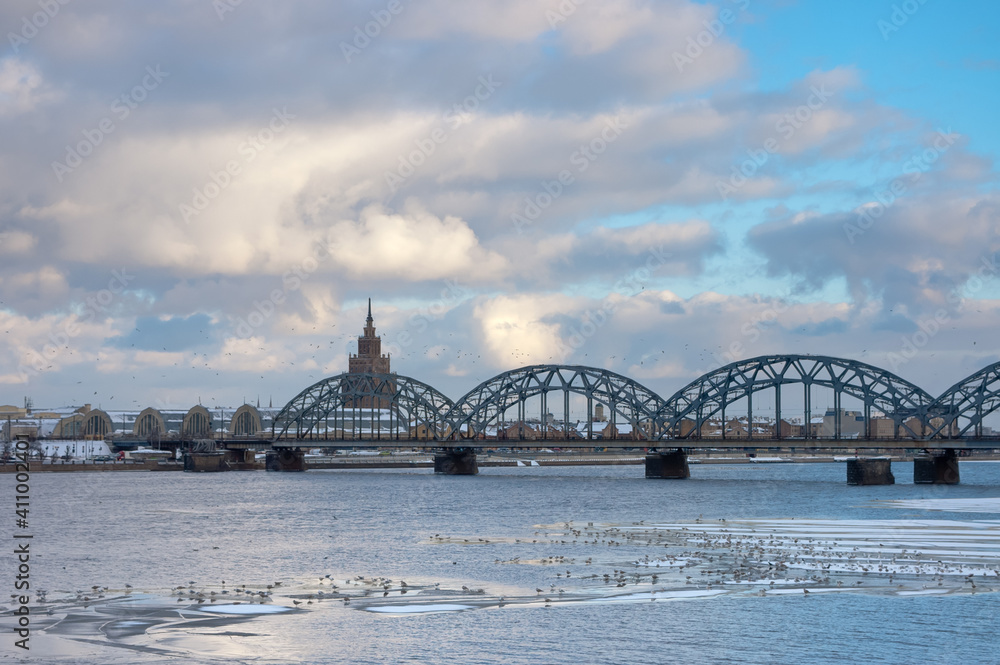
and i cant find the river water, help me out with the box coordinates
[3,461,1000,664]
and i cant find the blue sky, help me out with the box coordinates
[743,1,999,155]
[0,0,998,411]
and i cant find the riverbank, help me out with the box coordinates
[0,458,183,472]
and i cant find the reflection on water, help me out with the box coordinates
[3,462,1000,663]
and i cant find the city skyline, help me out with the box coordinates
[1,1,998,411]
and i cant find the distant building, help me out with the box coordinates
[869,417,896,438]
[819,408,866,438]
[0,405,27,419]
[345,299,395,409]
[500,422,538,440]
[348,299,391,375]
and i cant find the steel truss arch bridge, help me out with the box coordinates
[657,355,934,441]
[443,364,668,440]
[924,360,1000,439]
[271,372,454,441]
[270,358,1000,444]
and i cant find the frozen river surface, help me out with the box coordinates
[2,462,999,664]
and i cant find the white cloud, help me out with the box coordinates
[0,58,58,116]
[0,265,69,302]
[474,293,579,367]
[0,309,118,384]
[0,230,38,255]
[326,204,508,282]
[207,337,300,374]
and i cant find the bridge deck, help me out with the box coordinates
[266,438,1000,451]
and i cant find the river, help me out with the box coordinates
[3,461,999,664]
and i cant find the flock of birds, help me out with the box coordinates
[428,517,1000,606]
[8,574,452,620]
[614,520,999,595]
[8,516,999,642]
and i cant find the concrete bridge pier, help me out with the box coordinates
[265,448,307,472]
[846,457,894,485]
[913,450,960,484]
[645,448,690,479]
[434,449,478,475]
[183,451,227,472]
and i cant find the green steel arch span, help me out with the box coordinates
[655,355,934,440]
[442,364,668,440]
[925,360,1000,439]
[271,372,454,440]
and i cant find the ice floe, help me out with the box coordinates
[364,604,475,614]
[874,497,1000,514]
[200,604,293,615]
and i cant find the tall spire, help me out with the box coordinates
[364,298,375,337]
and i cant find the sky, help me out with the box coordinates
[1,0,998,414]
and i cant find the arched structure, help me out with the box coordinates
[83,409,113,438]
[183,405,213,438]
[133,407,165,437]
[445,365,667,440]
[54,413,84,438]
[925,361,1000,438]
[658,355,933,440]
[272,372,454,440]
[230,404,263,436]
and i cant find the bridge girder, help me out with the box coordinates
[657,355,934,440]
[925,360,1000,438]
[271,372,454,440]
[444,364,667,440]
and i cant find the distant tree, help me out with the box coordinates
[27,440,44,461]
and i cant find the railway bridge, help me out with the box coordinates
[259,355,1000,485]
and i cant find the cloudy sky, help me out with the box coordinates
[1,0,998,414]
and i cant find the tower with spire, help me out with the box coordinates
[347,298,393,409]
[349,298,390,375]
